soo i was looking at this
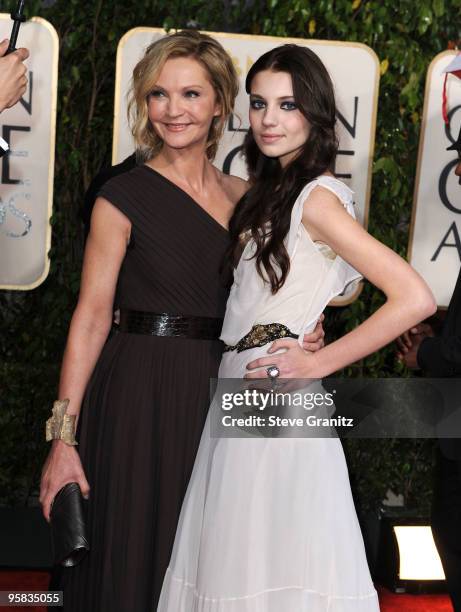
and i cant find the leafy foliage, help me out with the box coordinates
[1,0,460,509]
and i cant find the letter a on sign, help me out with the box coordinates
[409,51,461,307]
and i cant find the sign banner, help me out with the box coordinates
[0,15,58,290]
[409,51,461,307]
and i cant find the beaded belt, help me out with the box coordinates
[118,310,223,340]
[223,323,298,353]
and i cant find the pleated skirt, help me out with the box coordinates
[52,331,222,612]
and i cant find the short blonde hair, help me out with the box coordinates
[128,30,239,161]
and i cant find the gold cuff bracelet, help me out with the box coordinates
[46,399,78,446]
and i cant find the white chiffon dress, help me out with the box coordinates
[158,176,380,611]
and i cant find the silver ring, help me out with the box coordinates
[266,366,280,379]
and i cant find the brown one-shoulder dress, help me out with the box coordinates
[54,165,230,611]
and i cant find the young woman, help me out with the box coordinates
[39,32,323,611]
[158,45,436,611]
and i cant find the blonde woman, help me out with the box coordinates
[39,31,244,610]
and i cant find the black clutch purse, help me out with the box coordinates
[50,482,90,567]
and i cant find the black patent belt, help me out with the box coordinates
[118,310,223,340]
[223,323,299,353]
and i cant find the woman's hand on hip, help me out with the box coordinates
[244,339,320,379]
[39,441,90,522]
[301,314,325,351]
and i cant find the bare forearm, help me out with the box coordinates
[58,307,112,420]
[312,298,435,377]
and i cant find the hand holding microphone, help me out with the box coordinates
[0,0,29,114]
[0,1,29,158]
[0,39,29,114]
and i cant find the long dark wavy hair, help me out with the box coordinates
[227,45,338,293]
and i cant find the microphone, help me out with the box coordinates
[5,0,27,55]
[1,1,27,157]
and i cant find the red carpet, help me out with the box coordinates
[376,585,453,611]
[0,572,453,611]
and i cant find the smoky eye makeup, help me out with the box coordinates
[280,100,298,110]
[249,96,265,109]
[249,96,298,111]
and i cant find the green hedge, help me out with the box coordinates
[1,0,460,511]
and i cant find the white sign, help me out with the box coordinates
[0,15,58,290]
[409,51,461,308]
[113,29,380,303]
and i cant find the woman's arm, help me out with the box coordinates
[245,186,436,379]
[40,197,130,520]
[58,198,130,419]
